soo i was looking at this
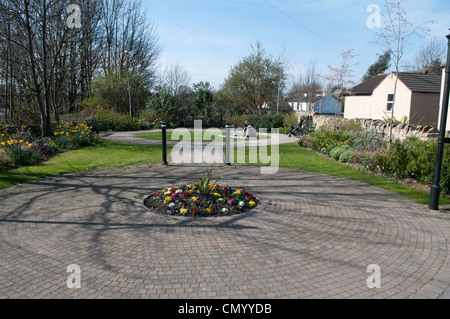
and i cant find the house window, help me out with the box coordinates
[387,93,394,112]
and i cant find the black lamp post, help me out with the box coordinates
[429,30,450,210]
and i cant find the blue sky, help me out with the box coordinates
[144,0,450,90]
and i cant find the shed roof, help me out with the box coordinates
[398,71,441,93]
[349,74,388,95]
[348,71,442,96]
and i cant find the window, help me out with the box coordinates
[387,93,394,112]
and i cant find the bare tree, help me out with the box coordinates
[101,0,161,79]
[288,63,323,113]
[158,62,191,96]
[414,36,446,73]
[326,49,358,117]
[374,0,431,143]
[0,0,161,131]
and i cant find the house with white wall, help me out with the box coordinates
[288,101,310,112]
[344,71,442,127]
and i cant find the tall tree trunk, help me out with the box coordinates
[24,0,47,136]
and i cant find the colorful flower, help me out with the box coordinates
[249,201,256,207]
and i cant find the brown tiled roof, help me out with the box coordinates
[347,71,442,95]
[348,74,388,95]
[398,71,441,93]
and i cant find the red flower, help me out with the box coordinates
[193,210,199,215]
[182,192,190,197]
[182,202,187,206]
[243,191,249,195]
[247,195,255,200]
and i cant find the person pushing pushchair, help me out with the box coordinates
[288,118,305,137]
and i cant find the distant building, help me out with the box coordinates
[344,71,442,127]
[288,101,310,112]
[313,94,342,115]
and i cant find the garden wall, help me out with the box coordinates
[295,111,449,141]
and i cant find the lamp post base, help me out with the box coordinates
[429,185,441,210]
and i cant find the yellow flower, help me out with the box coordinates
[206,208,212,213]
[213,193,221,197]
[164,196,172,202]
[180,209,187,214]
[164,191,171,195]
[191,197,198,201]
[233,190,242,195]
[249,201,256,207]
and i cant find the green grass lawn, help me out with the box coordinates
[1,138,448,207]
[0,139,170,190]
[136,130,267,142]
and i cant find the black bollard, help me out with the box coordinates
[161,121,168,165]
[225,123,231,166]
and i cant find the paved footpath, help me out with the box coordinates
[1,161,450,299]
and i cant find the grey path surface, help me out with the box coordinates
[1,163,450,299]
[99,129,297,147]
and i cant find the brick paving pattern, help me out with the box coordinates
[1,163,450,299]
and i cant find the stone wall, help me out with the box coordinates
[295,111,449,141]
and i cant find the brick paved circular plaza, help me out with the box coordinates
[1,163,450,299]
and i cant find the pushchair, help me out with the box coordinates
[288,120,305,137]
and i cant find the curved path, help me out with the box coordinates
[1,163,450,299]
[99,129,297,146]
[100,130,298,164]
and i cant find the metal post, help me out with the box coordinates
[429,31,450,210]
[161,121,168,165]
[225,123,231,166]
[125,50,132,117]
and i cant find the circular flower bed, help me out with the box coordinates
[144,183,259,217]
